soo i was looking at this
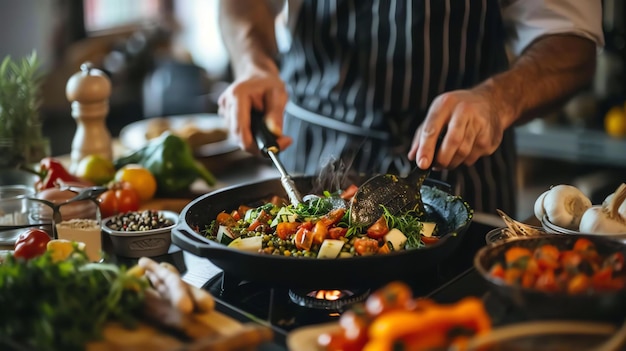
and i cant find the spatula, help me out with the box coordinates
[350,135,443,227]
[250,110,303,206]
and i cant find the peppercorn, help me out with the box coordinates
[106,210,174,232]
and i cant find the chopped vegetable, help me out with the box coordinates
[13,229,51,260]
[201,187,439,258]
[489,238,626,294]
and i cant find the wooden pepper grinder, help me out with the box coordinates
[66,62,113,173]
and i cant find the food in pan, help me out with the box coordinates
[145,117,229,149]
[202,185,440,258]
[487,237,625,294]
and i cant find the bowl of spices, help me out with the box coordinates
[102,210,177,258]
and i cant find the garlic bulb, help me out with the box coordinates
[603,192,626,219]
[579,183,626,234]
[541,184,592,230]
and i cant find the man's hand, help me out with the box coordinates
[218,72,291,154]
[408,88,507,170]
[409,34,596,171]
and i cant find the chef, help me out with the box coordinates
[217,0,603,215]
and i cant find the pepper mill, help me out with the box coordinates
[66,62,113,173]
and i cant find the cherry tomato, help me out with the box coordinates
[276,222,299,240]
[340,184,359,201]
[354,237,379,256]
[421,235,440,245]
[328,227,348,239]
[294,226,314,250]
[98,181,140,218]
[367,216,389,240]
[13,229,51,260]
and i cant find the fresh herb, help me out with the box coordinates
[0,51,49,168]
[382,206,425,249]
[0,249,147,351]
[295,197,333,218]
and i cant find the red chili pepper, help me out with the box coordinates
[33,157,83,191]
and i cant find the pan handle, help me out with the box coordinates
[250,109,279,156]
[171,224,222,257]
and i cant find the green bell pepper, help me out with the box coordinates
[114,132,216,194]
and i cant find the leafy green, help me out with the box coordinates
[0,249,147,351]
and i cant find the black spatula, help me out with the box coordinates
[350,135,443,227]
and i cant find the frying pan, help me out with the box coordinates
[172,176,473,289]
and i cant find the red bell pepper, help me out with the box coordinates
[33,157,83,191]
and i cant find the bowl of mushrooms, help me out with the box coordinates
[535,183,626,239]
[102,210,178,258]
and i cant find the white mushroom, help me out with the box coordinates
[542,184,592,230]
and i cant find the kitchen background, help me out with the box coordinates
[1,0,624,221]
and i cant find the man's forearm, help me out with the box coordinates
[219,0,282,78]
[477,35,597,127]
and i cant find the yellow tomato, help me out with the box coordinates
[114,164,157,202]
[604,105,626,138]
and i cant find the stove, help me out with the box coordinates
[200,218,499,348]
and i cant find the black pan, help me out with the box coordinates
[171,176,473,289]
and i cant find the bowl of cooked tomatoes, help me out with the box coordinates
[474,235,626,321]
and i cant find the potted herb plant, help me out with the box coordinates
[0,52,49,168]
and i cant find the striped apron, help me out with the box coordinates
[279,0,518,215]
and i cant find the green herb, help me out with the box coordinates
[382,206,425,249]
[294,197,333,218]
[0,51,48,168]
[0,249,146,351]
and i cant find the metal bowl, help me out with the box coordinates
[102,210,178,258]
[475,235,626,322]
[541,215,626,239]
[0,169,38,188]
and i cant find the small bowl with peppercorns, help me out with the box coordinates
[102,210,178,258]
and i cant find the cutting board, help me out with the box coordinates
[85,280,273,351]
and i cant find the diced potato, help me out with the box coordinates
[227,236,263,252]
[385,228,407,251]
[421,222,437,237]
[317,239,345,259]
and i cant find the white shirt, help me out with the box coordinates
[501,0,605,56]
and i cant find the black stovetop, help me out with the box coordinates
[201,220,498,348]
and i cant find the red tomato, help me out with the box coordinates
[421,235,440,245]
[294,226,314,251]
[98,182,140,218]
[367,216,389,240]
[354,237,379,256]
[14,229,51,260]
[328,227,348,239]
[276,222,300,240]
[340,184,359,201]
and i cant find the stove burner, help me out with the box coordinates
[289,288,370,310]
